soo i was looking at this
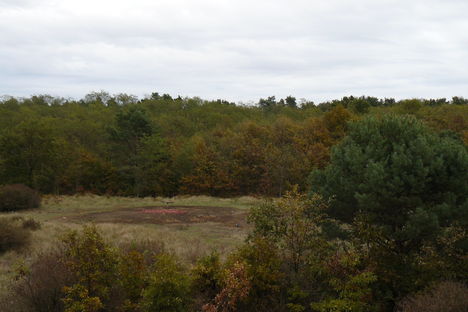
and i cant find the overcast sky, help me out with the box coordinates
[1,0,467,103]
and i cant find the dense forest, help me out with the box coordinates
[0,92,467,311]
[0,92,467,197]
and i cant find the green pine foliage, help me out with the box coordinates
[310,115,467,230]
[310,114,468,304]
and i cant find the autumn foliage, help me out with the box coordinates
[0,95,467,311]
[1,94,465,197]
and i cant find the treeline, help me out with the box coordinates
[0,92,467,196]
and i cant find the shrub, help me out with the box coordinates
[311,252,378,312]
[397,281,468,312]
[202,261,251,312]
[9,216,42,230]
[142,253,191,312]
[62,284,103,312]
[7,249,74,312]
[233,238,284,311]
[191,252,223,309]
[0,218,31,254]
[119,239,165,266]
[21,217,42,230]
[118,249,148,310]
[61,225,120,310]
[0,184,41,212]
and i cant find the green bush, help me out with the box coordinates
[119,239,166,266]
[191,252,222,309]
[0,218,31,254]
[118,249,148,310]
[0,184,41,212]
[142,253,191,312]
[61,225,120,310]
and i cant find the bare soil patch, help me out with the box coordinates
[63,206,247,227]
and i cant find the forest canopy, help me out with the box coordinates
[0,92,467,196]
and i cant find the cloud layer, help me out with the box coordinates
[1,0,467,102]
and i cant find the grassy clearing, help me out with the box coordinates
[0,195,261,297]
[22,194,258,221]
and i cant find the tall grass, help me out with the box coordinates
[0,195,259,298]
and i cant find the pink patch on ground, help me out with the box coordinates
[141,209,187,215]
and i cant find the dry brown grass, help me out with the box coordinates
[397,281,468,312]
[0,195,260,298]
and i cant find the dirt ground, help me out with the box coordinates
[63,205,248,227]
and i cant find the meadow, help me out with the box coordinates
[0,195,261,298]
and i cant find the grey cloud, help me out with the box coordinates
[0,0,467,102]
